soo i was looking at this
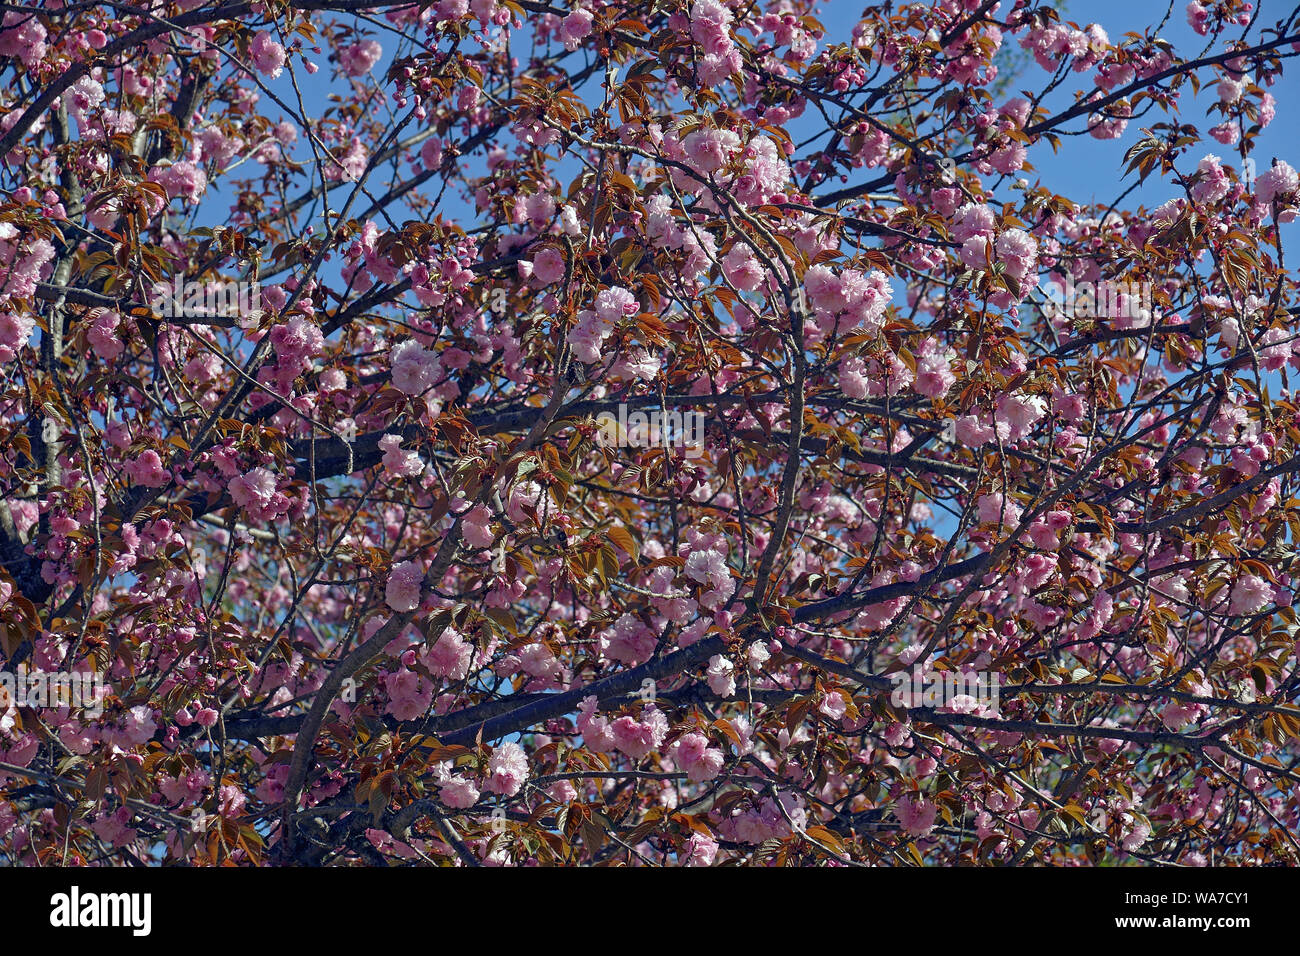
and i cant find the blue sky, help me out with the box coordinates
[231,0,1299,266]
[1021,1,1297,219]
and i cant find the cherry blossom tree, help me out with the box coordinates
[1,0,1300,866]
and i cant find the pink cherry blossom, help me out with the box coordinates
[249,31,286,79]
[385,560,424,612]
